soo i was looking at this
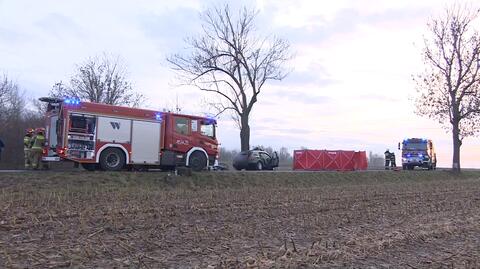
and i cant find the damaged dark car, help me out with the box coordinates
[233,148,279,171]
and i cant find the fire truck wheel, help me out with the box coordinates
[188,151,207,172]
[100,148,126,171]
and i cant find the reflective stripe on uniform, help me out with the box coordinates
[24,136,32,149]
[31,135,45,150]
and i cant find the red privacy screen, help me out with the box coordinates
[293,150,368,171]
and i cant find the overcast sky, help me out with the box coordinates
[1,0,479,168]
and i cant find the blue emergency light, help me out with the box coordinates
[64,98,81,105]
[204,114,217,124]
[155,113,163,121]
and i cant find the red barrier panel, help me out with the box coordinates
[353,151,368,170]
[293,150,368,171]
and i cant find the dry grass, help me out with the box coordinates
[1,170,479,268]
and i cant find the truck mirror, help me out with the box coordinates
[398,142,401,150]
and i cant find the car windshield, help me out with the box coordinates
[200,122,215,138]
[403,142,427,150]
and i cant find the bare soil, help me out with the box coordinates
[1,170,479,268]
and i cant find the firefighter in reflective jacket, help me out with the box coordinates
[384,149,391,170]
[389,152,396,168]
[30,128,45,170]
[23,128,34,169]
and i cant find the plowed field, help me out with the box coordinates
[1,171,479,268]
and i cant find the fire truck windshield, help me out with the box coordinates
[200,122,215,138]
[403,142,427,150]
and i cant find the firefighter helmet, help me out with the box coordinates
[26,128,34,135]
[35,127,45,134]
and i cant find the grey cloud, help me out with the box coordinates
[0,27,31,43]
[362,6,431,25]
[273,88,334,105]
[252,117,286,125]
[277,70,337,88]
[263,6,431,44]
[137,1,262,53]
[253,125,317,135]
[35,13,85,39]
[137,7,202,53]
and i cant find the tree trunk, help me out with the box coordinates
[452,121,461,172]
[240,115,250,151]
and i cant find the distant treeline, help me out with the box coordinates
[0,75,43,169]
[368,152,385,169]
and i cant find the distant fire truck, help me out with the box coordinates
[39,97,218,171]
[398,138,437,170]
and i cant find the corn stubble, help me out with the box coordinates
[0,171,479,268]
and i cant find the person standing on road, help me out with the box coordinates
[23,128,34,168]
[0,137,4,162]
[390,152,396,169]
[384,149,391,170]
[30,128,45,170]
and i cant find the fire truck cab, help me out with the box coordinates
[398,138,437,170]
[39,97,218,171]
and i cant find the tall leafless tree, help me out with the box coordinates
[415,5,480,172]
[168,5,291,151]
[50,54,143,107]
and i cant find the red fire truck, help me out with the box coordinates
[39,97,219,171]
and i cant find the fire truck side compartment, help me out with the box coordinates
[67,114,97,160]
[131,120,161,164]
[97,116,131,143]
[47,115,58,154]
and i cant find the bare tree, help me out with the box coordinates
[168,5,291,151]
[0,74,43,168]
[415,5,480,172]
[50,55,144,107]
[0,75,24,130]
